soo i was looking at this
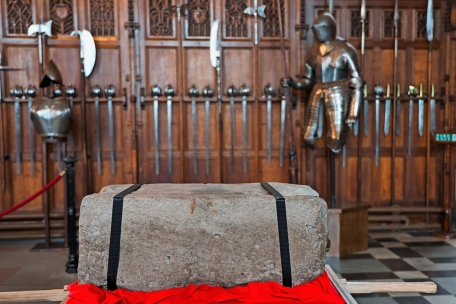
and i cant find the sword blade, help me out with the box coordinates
[418,98,424,136]
[430,98,435,135]
[108,98,115,175]
[267,98,272,165]
[279,98,286,167]
[342,145,346,167]
[192,99,197,175]
[384,98,391,136]
[230,98,235,171]
[14,99,21,174]
[375,98,380,166]
[167,97,173,174]
[242,97,247,173]
[364,98,369,136]
[205,99,210,174]
[154,98,159,175]
[28,99,34,176]
[408,99,413,156]
[395,100,401,136]
[317,100,323,138]
[354,119,359,136]
[95,99,101,175]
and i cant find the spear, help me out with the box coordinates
[391,0,400,206]
[276,0,297,184]
[357,0,366,205]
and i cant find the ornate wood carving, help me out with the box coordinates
[416,10,427,39]
[350,10,369,38]
[295,0,308,40]
[50,0,74,35]
[90,0,116,36]
[149,0,173,36]
[6,0,33,35]
[263,0,285,38]
[225,0,248,38]
[384,10,402,38]
[187,0,210,37]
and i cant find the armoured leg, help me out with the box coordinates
[303,87,323,149]
[324,86,350,152]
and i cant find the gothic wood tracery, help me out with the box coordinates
[6,0,33,35]
[187,0,210,37]
[263,0,285,38]
[383,10,402,38]
[90,0,116,36]
[50,0,74,35]
[225,0,248,38]
[350,10,369,38]
[416,10,427,39]
[149,0,173,36]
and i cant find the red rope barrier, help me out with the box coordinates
[0,170,66,219]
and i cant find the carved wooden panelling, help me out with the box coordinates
[383,10,402,38]
[6,0,33,35]
[50,0,74,34]
[187,0,210,37]
[350,10,369,38]
[90,0,116,36]
[416,10,427,39]
[149,0,173,36]
[225,0,248,38]
[263,0,285,38]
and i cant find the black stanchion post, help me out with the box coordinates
[65,156,78,273]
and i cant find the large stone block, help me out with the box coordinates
[78,183,328,291]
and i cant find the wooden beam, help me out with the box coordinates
[0,289,68,302]
[345,281,437,294]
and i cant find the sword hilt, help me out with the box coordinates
[419,83,423,98]
[397,84,401,97]
[386,84,391,98]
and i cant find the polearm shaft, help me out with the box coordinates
[425,0,434,212]
[357,0,366,205]
[391,0,399,206]
[276,0,297,184]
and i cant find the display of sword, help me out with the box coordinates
[239,84,250,173]
[276,0,297,184]
[105,84,116,175]
[91,85,102,175]
[264,84,275,165]
[418,83,424,137]
[374,84,384,167]
[11,85,23,174]
[430,84,435,135]
[189,84,199,175]
[318,100,324,138]
[65,84,76,158]
[164,84,175,174]
[202,85,213,174]
[243,0,266,45]
[363,84,369,136]
[25,84,36,176]
[407,85,417,156]
[227,84,237,172]
[384,84,391,136]
[279,88,286,168]
[151,84,162,175]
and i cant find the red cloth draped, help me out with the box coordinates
[66,272,344,304]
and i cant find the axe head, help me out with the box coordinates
[71,30,97,77]
[39,60,63,88]
[28,20,52,37]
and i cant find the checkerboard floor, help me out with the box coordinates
[326,231,456,304]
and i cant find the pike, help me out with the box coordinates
[264,84,275,165]
[28,20,52,80]
[391,0,400,206]
[239,84,250,173]
[407,85,417,156]
[357,0,366,204]
[418,84,424,137]
[105,84,116,175]
[91,85,102,175]
[151,84,162,175]
[202,85,213,174]
[425,0,434,210]
[361,0,368,138]
[374,84,384,166]
[71,29,96,194]
[189,84,199,175]
[11,85,23,174]
[276,0,298,183]
[395,83,401,135]
[243,0,266,45]
[164,84,175,174]
[227,84,237,171]
[384,84,391,135]
[25,84,36,176]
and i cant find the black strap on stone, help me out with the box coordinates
[107,184,143,290]
[260,182,292,287]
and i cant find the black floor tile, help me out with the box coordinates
[428,257,456,263]
[388,247,422,258]
[393,296,431,304]
[379,259,417,271]
[340,253,374,260]
[368,242,385,248]
[403,241,450,247]
[407,231,435,237]
[353,293,391,298]
[375,237,399,242]
[422,270,456,278]
[341,272,399,280]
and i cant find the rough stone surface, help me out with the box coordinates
[78,183,328,291]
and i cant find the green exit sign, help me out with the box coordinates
[434,133,456,143]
